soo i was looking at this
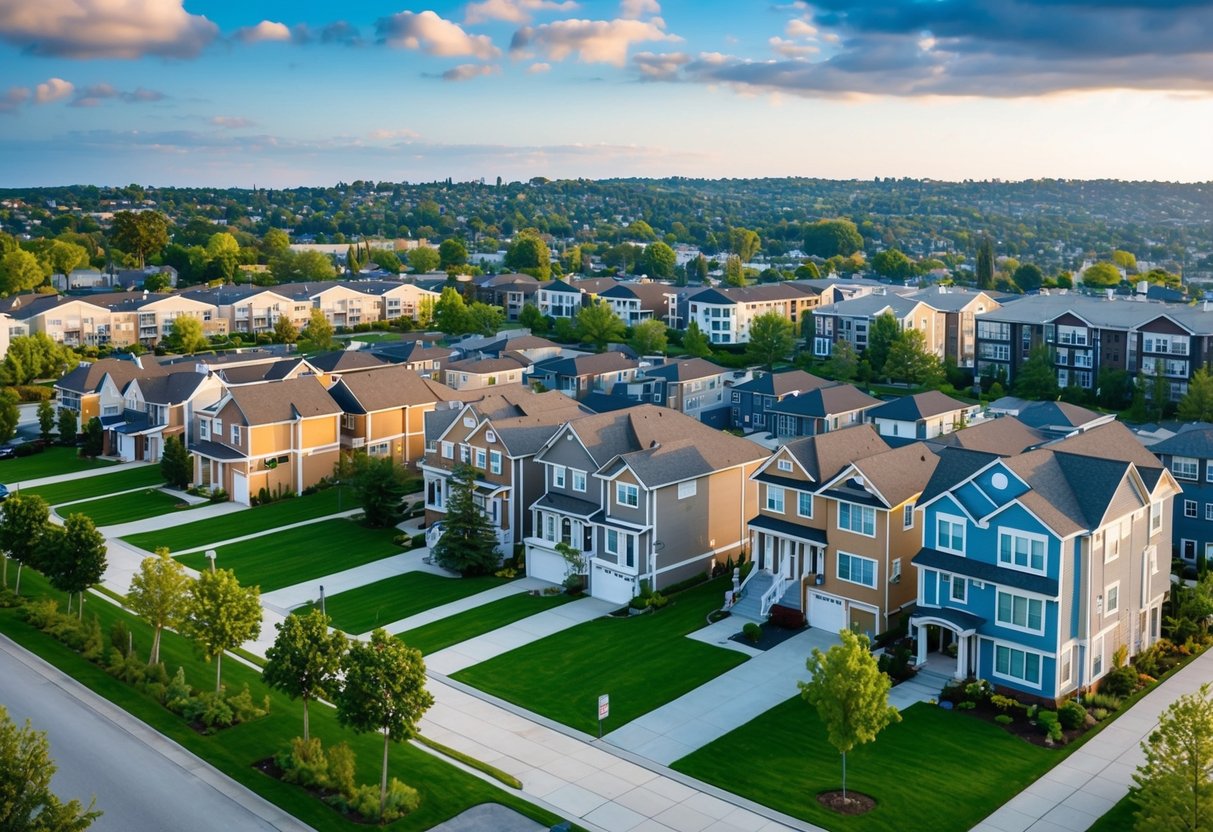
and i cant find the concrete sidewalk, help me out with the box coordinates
[605,625,839,765]
[170,509,364,555]
[974,646,1213,832]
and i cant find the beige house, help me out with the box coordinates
[7,294,117,347]
[443,357,528,390]
[191,376,342,504]
[328,365,456,466]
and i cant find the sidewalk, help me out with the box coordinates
[101,500,247,538]
[260,547,452,614]
[605,626,838,765]
[973,646,1213,832]
[381,577,547,637]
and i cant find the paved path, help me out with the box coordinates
[0,634,314,832]
[605,626,839,765]
[382,577,548,637]
[171,509,364,555]
[974,646,1213,832]
[261,546,452,613]
[425,596,619,675]
[98,500,247,538]
[10,459,152,491]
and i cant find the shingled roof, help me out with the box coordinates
[327,365,456,414]
[225,376,341,425]
[780,424,891,484]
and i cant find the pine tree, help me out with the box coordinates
[1179,368,1213,422]
[1013,346,1059,400]
[431,464,501,576]
[160,435,193,489]
[1132,682,1213,832]
[976,234,995,290]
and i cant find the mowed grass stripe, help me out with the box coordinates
[176,518,403,592]
[452,578,747,734]
[122,487,355,553]
[25,465,164,505]
[297,572,513,636]
[397,590,575,655]
[0,446,116,481]
[59,488,188,526]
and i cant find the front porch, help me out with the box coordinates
[909,606,986,681]
[732,518,826,622]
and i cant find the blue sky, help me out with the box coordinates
[1,0,1211,187]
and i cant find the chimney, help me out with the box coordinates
[142,289,149,299]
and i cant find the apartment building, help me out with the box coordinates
[1145,424,1213,566]
[598,282,679,327]
[471,273,540,320]
[683,283,823,345]
[728,369,834,432]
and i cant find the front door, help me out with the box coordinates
[780,540,794,581]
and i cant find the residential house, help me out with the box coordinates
[474,334,567,365]
[1144,424,1213,565]
[599,281,679,328]
[525,405,769,603]
[528,351,641,399]
[104,370,226,462]
[765,383,882,439]
[371,339,453,378]
[443,356,529,390]
[327,365,457,466]
[683,283,822,345]
[55,355,171,425]
[929,416,1049,457]
[213,357,316,386]
[728,369,833,432]
[306,350,387,385]
[472,273,540,320]
[910,422,1179,703]
[190,376,343,505]
[536,278,587,319]
[988,398,1116,439]
[867,391,982,442]
[619,357,738,423]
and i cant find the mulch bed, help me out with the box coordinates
[253,757,376,825]
[728,621,807,651]
[948,701,1084,748]
[817,790,876,815]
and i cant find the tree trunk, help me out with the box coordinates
[150,626,161,666]
[2,553,7,588]
[841,751,847,802]
[215,652,222,694]
[302,697,310,742]
[78,592,84,620]
[380,729,390,822]
[66,593,73,615]
[14,562,21,596]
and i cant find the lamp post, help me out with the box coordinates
[205,549,217,574]
[319,585,326,616]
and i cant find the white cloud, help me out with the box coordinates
[376,10,500,59]
[34,77,73,103]
[527,61,551,73]
[0,86,30,114]
[464,0,578,25]
[0,0,218,59]
[70,83,165,107]
[234,20,291,43]
[769,36,817,58]
[511,17,679,66]
[369,128,421,141]
[633,50,688,79]
[785,19,816,39]
[441,63,501,81]
[620,0,660,18]
[211,116,255,129]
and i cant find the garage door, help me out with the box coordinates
[231,471,250,506]
[526,544,568,586]
[809,591,846,633]
[591,563,636,606]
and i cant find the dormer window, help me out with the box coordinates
[777,459,794,473]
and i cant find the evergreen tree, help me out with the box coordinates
[81,417,103,458]
[57,408,77,445]
[1013,346,1059,400]
[431,464,500,576]
[1132,682,1213,832]
[37,399,54,443]
[1179,368,1213,422]
[160,435,193,489]
[976,234,995,290]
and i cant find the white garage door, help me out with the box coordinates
[526,545,568,586]
[591,563,636,606]
[809,591,846,633]
[231,471,250,506]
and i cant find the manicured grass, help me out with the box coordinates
[58,488,189,526]
[0,570,570,831]
[1088,794,1136,832]
[673,699,1057,832]
[345,332,403,343]
[24,465,164,506]
[398,591,575,654]
[0,445,115,482]
[452,578,747,734]
[176,519,404,592]
[298,572,513,635]
[122,486,357,554]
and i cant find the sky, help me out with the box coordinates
[1,0,1212,187]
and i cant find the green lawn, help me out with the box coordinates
[298,572,514,635]
[452,578,748,734]
[0,446,116,482]
[398,591,575,654]
[122,486,358,554]
[1088,794,1136,832]
[0,569,569,832]
[176,518,404,592]
[673,699,1056,832]
[23,465,164,506]
[58,488,190,526]
[345,332,403,343]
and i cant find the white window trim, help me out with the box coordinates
[995,589,1046,635]
[1172,456,1199,481]
[936,513,967,555]
[489,450,502,475]
[838,501,877,538]
[836,550,877,588]
[997,527,1049,575]
[766,485,785,514]
[553,466,566,489]
[991,640,1044,690]
[950,575,967,603]
[678,480,697,500]
[1185,499,1198,519]
[797,491,813,519]
[441,441,453,459]
[571,469,587,492]
[1105,581,1120,617]
[903,502,915,530]
[616,482,639,508]
[474,448,487,469]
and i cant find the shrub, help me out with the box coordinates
[277,737,330,788]
[956,700,977,710]
[994,714,1014,725]
[964,679,993,704]
[81,615,104,661]
[990,694,1021,712]
[742,622,762,643]
[183,690,235,730]
[1047,722,1064,743]
[227,683,270,722]
[1112,643,1129,669]
[208,487,228,503]
[1100,665,1138,698]
[326,742,357,798]
[21,597,61,629]
[1084,692,1122,712]
[494,567,517,579]
[1092,707,1110,721]
[341,779,420,822]
[648,591,668,609]
[107,648,147,685]
[1037,709,1064,741]
[165,666,192,712]
[878,645,916,683]
[1058,699,1087,730]
[110,620,133,657]
[411,533,426,549]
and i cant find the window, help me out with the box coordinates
[994,644,1042,687]
[1061,646,1073,686]
[1106,582,1120,616]
[1149,545,1159,576]
[1104,531,1119,563]
[489,450,502,475]
[459,444,469,463]
[1150,501,1163,535]
[892,558,902,583]
[731,391,740,403]
[543,513,556,542]
[837,552,877,588]
[678,480,697,500]
[937,516,965,553]
[1206,503,1213,522]
[1092,634,1104,678]
[1172,456,1199,481]
[605,528,618,555]
[369,441,389,457]
[777,458,794,473]
[214,419,222,435]
[199,420,209,440]
[838,502,876,537]
[441,441,453,459]
[766,485,785,513]
[999,530,1046,573]
[230,424,242,444]
[616,482,639,508]
[552,466,566,489]
[474,448,487,470]
[798,492,813,518]
[607,530,635,567]
[996,591,1044,633]
[571,469,587,492]
[1185,500,1198,519]
[903,503,915,530]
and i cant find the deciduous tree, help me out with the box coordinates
[723,255,745,287]
[438,238,468,270]
[0,493,49,595]
[182,568,262,693]
[504,230,551,280]
[0,704,100,831]
[871,248,915,280]
[169,315,208,354]
[884,328,944,386]
[264,609,347,742]
[1012,262,1044,292]
[1014,346,1060,401]
[518,303,548,334]
[110,211,169,267]
[803,219,863,259]
[576,299,625,350]
[0,249,47,295]
[683,320,712,357]
[433,286,469,334]
[729,227,761,262]
[46,240,89,286]
[127,548,191,666]
[823,340,859,382]
[1082,261,1122,288]
[57,408,77,445]
[865,313,902,377]
[1132,682,1213,832]
[431,464,500,577]
[407,246,440,274]
[466,302,504,336]
[1179,368,1213,423]
[631,319,668,355]
[338,452,410,528]
[642,241,676,279]
[42,514,107,619]
[747,311,794,369]
[272,314,298,344]
[0,392,17,444]
[302,308,334,350]
[37,398,54,443]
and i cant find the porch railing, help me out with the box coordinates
[759,572,788,618]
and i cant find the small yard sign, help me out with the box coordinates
[598,693,609,737]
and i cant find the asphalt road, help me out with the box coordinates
[0,637,312,832]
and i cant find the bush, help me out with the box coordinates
[964,679,993,704]
[1037,709,1064,741]
[956,700,977,710]
[227,683,270,722]
[990,694,1021,712]
[878,645,916,683]
[1100,665,1138,698]
[411,533,425,549]
[277,737,329,788]
[165,666,192,712]
[110,620,133,657]
[994,714,1014,726]
[347,779,420,822]
[1092,707,1110,721]
[742,622,762,643]
[21,597,61,629]
[208,487,228,503]
[1084,692,1122,712]
[326,742,357,798]
[183,690,235,730]
[81,615,104,661]
[1058,699,1087,730]
[107,647,146,685]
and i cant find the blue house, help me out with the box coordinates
[911,422,1179,704]
[728,370,832,433]
[1147,423,1213,567]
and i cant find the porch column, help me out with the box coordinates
[955,634,968,680]
[915,623,927,666]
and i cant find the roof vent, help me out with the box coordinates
[650,440,660,449]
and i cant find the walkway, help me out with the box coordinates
[605,625,839,766]
[887,656,954,711]
[261,547,453,613]
[424,596,618,675]
[94,500,246,536]
[170,509,363,555]
[381,577,548,636]
[10,459,151,491]
[973,646,1213,832]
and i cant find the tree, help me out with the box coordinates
[160,435,193,489]
[407,246,440,274]
[576,299,625,350]
[729,227,761,262]
[262,228,290,255]
[1112,249,1138,273]
[803,219,863,259]
[143,271,171,292]
[976,235,995,290]
[631,319,668,355]
[110,211,169,267]
[1082,261,1122,288]
[504,231,551,280]
[798,629,900,803]
[57,408,77,445]
[263,609,347,742]
[336,629,433,822]
[1132,682,1213,832]
[272,314,298,344]
[0,334,77,386]
[438,238,468,270]
[342,453,409,528]
[369,248,402,274]
[871,248,915,280]
[302,309,334,350]
[294,250,336,280]
[0,704,100,831]
[466,302,504,336]
[1012,262,1044,292]
[1014,346,1060,400]
[823,340,859,382]
[433,286,469,334]
[0,493,49,595]
[0,249,47,295]
[683,320,712,357]
[747,311,795,369]
[168,316,208,354]
[517,303,548,334]
[37,399,54,443]
[181,568,262,693]
[81,417,103,458]
[795,261,821,281]
[865,313,902,377]
[1179,368,1213,423]
[884,329,944,386]
[642,241,676,279]
[0,392,17,444]
[46,240,89,286]
[42,514,107,619]
[431,463,501,577]
[723,255,745,287]
[127,548,191,666]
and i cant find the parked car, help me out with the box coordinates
[0,446,14,460]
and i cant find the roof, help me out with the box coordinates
[372,340,453,364]
[56,356,170,394]
[224,376,342,425]
[541,278,581,294]
[531,351,638,378]
[780,424,891,484]
[188,439,247,461]
[598,282,674,311]
[306,350,388,373]
[908,605,986,633]
[730,370,832,398]
[766,384,881,418]
[581,392,641,413]
[217,358,310,385]
[814,293,924,319]
[914,548,1059,596]
[930,417,1049,456]
[445,356,528,375]
[133,371,209,405]
[533,492,600,517]
[686,283,819,306]
[977,292,1213,334]
[918,447,1000,505]
[1047,422,1164,473]
[480,335,561,355]
[868,391,973,422]
[328,365,456,413]
[846,443,940,506]
[747,514,828,544]
[639,357,729,383]
[1015,400,1107,432]
[1150,423,1213,459]
[475,272,540,288]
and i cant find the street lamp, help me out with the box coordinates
[205,549,217,574]
[319,585,326,616]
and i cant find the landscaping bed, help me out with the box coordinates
[56,488,189,526]
[24,464,164,505]
[396,590,575,655]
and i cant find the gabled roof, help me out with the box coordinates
[132,371,210,405]
[372,340,453,364]
[639,357,729,383]
[1016,400,1106,432]
[217,358,311,385]
[1149,423,1213,459]
[766,383,881,418]
[531,351,638,378]
[843,443,940,507]
[445,356,528,375]
[327,365,456,414]
[224,376,341,425]
[5,292,110,320]
[729,370,832,398]
[773,424,890,485]
[868,391,972,422]
[306,350,388,374]
[1046,421,1164,472]
[599,282,674,311]
[479,335,561,355]
[541,278,580,293]
[918,447,1000,506]
[474,272,540,288]
[930,416,1049,456]
[687,283,817,305]
[56,356,170,395]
